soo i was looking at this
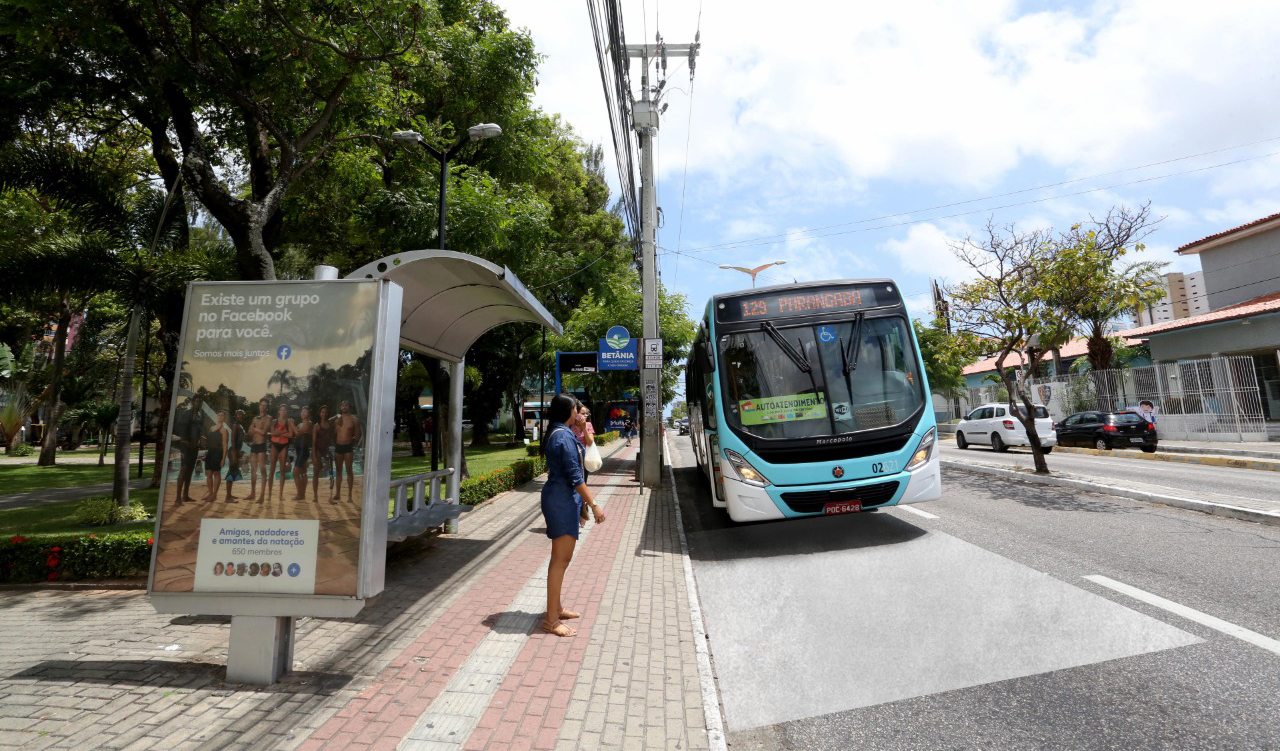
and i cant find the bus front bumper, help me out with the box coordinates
[722,453,941,522]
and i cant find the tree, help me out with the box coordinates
[1049,205,1166,371]
[946,221,1076,474]
[268,369,296,397]
[912,316,974,395]
[551,275,696,411]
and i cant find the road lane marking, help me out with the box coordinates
[1084,575,1280,658]
[897,504,938,519]
[665,433,729,751]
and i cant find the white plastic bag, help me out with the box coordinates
[584,441,603,472]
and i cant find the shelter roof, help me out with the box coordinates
[347,250,562,362]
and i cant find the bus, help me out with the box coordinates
[684,279,940,521]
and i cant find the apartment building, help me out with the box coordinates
[1131,271,1209,327]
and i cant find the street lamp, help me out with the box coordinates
[718,260,787,288]
[391,123,503,250]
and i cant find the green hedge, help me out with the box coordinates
[460,455,547,506]
[2,532,153,583]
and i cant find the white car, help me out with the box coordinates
[955,402,1057,453]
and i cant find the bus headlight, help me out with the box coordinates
[723,449,770,487]
[905,427,937,471]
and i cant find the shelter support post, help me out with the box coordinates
[448,358,465,502]
[226,615,294,685]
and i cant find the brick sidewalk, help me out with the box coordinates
[0,441,715,750]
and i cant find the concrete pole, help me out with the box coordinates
[639,121,662,487]
[447,358,465,502]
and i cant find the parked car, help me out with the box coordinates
[1055,410,1157,452]
[955,403,1056,453]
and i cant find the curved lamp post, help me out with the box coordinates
[718,260,787,288]
[391,123,503,250]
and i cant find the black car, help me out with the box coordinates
[677,418,689,435]
[1055,411,1157,452]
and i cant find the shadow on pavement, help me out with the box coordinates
[669,464,929,561]
[480,610,541,634]
[13,659,353,693]
[945,467,1133,514]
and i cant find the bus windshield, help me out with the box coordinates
[718,315,924,440]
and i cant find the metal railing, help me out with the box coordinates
[387,468,460,540]
[948,355,1268,442]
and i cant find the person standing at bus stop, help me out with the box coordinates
[540,394,605,637]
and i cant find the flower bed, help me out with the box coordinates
[2,532,153,583]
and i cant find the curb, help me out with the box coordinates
[1050,445,1280,472]
[942,460,1280,527]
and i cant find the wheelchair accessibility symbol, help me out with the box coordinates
[818,326,836,343]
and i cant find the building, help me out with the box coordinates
[1120,211,1280,428]
[1131,271,1209,327]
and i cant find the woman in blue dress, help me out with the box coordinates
[540,394,606,637]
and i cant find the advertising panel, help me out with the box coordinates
[150,281,384,599]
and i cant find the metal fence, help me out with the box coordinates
[940,355,1268,442]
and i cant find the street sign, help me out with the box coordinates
[642,337,663,369]
[599,325,638,370]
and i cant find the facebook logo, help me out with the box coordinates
[277,344,292,360]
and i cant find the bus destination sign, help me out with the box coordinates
[716,283,900,324]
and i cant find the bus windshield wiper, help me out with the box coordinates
[762,321,811,373]
[840,312,865,376]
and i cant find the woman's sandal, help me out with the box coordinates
[542,620,576,637]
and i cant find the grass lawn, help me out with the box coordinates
[0,489,159,539]
[0,463,117,494]
[1,436,538,537]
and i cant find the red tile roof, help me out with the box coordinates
[962,336,1138,375]
[1119,290,1280,338]
[1177,211,1280,254]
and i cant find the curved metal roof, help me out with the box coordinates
[347,250,562,362]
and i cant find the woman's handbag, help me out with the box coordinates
[583,441,603,472]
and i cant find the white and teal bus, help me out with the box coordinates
[685,279,940,521]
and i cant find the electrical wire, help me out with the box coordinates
[679,136,1280,255]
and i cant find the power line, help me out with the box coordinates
[679,137,1280,255]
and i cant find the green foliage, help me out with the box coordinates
[459,455,547,505]
[594,431,619,446]
[9,442,32,457]
[912,318,974,394]
[73,497,150,527]
[525,442,540,456]
[1,532,154,583]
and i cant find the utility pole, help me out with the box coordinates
[628,36,698,488]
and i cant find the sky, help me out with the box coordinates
[502,0,1280,402]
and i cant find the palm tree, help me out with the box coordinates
[269,369,296,398]
[0,383,33,454]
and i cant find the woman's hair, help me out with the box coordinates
[540,393,580,456]
[547,393,578,425]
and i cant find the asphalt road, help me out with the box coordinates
[938,440,1280,506]
[667,433,1280,750]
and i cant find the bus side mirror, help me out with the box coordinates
[701,343,715,373]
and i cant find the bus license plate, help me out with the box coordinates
[824,501,862,515]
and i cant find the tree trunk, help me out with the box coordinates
[113,304,143,506]
[37,296,73,466]
[511,386,526,442]
[99,433,108,466]
[996,350,1050,475]
[406,410,425,457]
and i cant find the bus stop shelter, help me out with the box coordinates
[344,250,562,539]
